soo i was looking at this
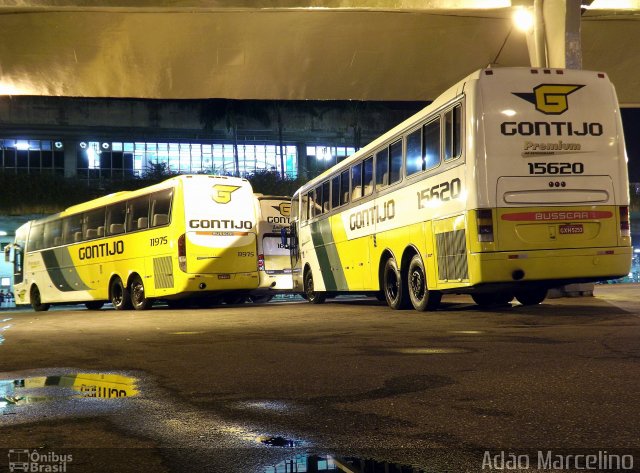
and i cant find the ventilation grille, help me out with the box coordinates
[435,229,469,281]
[153,256,174,289]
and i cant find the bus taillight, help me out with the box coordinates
[258,254,265,271]
[476,209,494,242]
[619,206,630,237]
[178,233,187,272]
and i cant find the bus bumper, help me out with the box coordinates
[469,246,632,285]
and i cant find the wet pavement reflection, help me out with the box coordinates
[263,454,424,473]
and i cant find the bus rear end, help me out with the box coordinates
[470,68,631,297]
[254,196,293,295]
[180,175,259,293]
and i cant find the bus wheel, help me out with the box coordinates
[472,292,514,307]
[304,270,326,304]
[30,285,50,312]
[130,275,152,310]
[383,257,410,310]
[85,301,104,310]
[515,288,547,306]
[408,254,441,311]
[110,277,132,310]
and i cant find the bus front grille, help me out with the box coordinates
[435,229,469,281]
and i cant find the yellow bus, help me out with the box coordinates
[284,67,632,310]
[6,175,265,311]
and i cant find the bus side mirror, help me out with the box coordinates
[4,245,12,263]
[280,228,290,250]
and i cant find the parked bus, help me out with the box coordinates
[251,195,293,302]
[283,67,631,310]
[5,175,265,311]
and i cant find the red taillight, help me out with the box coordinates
[619,206,630,237]
[178,233,187,272]
[476,209,494,242]
[258,254,265,271]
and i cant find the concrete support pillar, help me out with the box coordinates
[296,142,308,180]
[525,0,583,70]
[63,139,77,178]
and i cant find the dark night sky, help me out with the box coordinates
[621,108,640,182]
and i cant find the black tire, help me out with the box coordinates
[85,301,104,310]
[407,254,441,311]
[30,285,50,312]
[515,288,547,306]
[383,257,411,310]
[472,292,514,307]
[304,270,326,304]
[249,295,273,303]
[130,275,152,310]
[110,276,132,310]
[223,294,246,305]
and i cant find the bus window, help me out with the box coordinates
[376,148,389,188]
[150,189,172,227]
[322,180,330,213]
[83,208,105,240]
[406,128,422,176]
[314,185,324,215]
[444,104,462,161]
[301,193,309,221]
[291,195,299,221]
[390,140,402,184]
[62,214,83,244]
[340,169,350,206]
[363,157,373,196]
[29,224,44,251]
[308,190,316,219]
[44,220,62,248]
[331,175,340,209]
[351,162,362,200]
[424,118,441,170]
[106,201,126,236]
[127,196,150,232]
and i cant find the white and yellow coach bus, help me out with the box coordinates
[6,175,263,311]
[284,67,632,310]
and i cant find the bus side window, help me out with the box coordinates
[308,190,316,219]
[150,189,173,227]
[322,180,330,213]
[340,169,350,206]
[376,148,389,188]
[363,157,373,196]
[424,118,441,170]
[389,140,402,184]
[84,208,106,240]
[331,175,340,209]
[44,220,62,248]
[314,185,323,216]
[106,202,127,236]
[351,162,362,200]
[301,193,309,222]
[444,104,462,161]
[127,196,150,232]
[62,214,83,244]
[29,224,44,251]
[406,128,423,176]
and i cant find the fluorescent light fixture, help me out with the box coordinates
[584,0,639,9]
[0,231,7,236]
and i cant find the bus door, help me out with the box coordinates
[10,222,29,286]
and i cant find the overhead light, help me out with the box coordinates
[584,0,638,9]
[54,141,63,149]
[513,7,534,32]
[0,231,7,236]
[15,141,29,151]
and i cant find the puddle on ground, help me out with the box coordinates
[0,318,12,345]
[0,373,139,409]
[263,454,424,473]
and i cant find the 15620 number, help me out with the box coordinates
[528,162,584,175]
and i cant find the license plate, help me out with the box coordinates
[559,224,583,234]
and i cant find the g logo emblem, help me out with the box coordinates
[212,185,240,204]
[513,84,584,115]
[277,202,291,217]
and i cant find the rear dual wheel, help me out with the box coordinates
[110,275,152,311]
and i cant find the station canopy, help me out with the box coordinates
[0,0,639,104]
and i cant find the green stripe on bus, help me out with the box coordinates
[310,219,347,291]
[41,248,91,292]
